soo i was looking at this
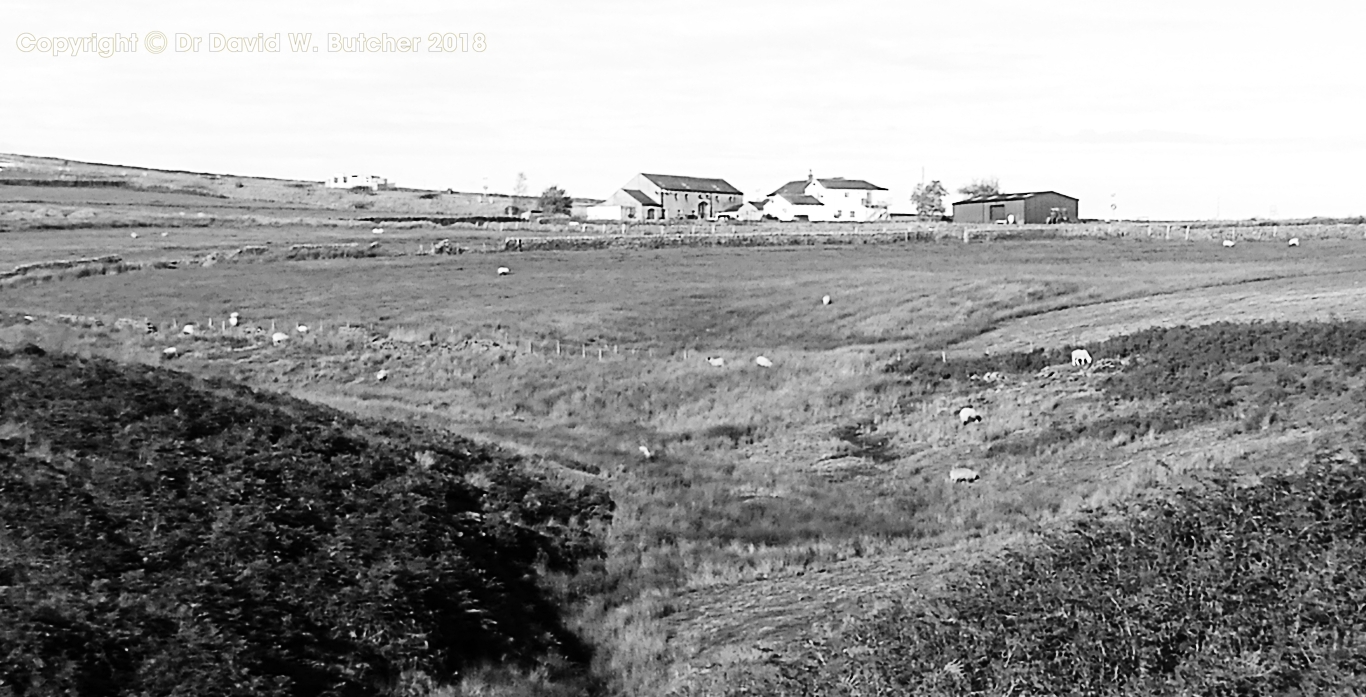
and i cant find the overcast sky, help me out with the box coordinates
[3,1,1363,220]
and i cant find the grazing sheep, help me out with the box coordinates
[497,266,511,276]
[228,312,240,328]
[958,406,982,425]
[638,445,654,460]
[1223,239,1237,248]
[1071,348,1092,367]
[375,369,389,382]
[161,346,179,360]
[754,356,774,368]
[949,467,980,483]
[160,232,168,237]
[22,315,35,323]
[271,331,289,346]
[706,356,726,367]
[1288,237,1300,247]
[182,324,197,336]
[822,294,832,306]
[372,227,384,234]
[296,324,309,334]
[130,232,139,239]
[368,241,380,249]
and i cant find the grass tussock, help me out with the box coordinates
[753,448,1366,695]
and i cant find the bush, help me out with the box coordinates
[0,348,611,695]
[756,448,1366,695]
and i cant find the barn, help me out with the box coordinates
[952,191,1079,225]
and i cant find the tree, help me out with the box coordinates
[911,180,948,218]
[538,185,571,215]
[958,177,1001,198]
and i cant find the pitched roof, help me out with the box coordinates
[952,191,1078,205]
[769,177,887,196]
[775,192,823,206]
[815,177,887,191]
[717,202,744,213]
[621,188,661,206]
[640,173,742,195]
[749,200,767,210]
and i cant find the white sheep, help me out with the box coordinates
[638,445,654,460]
[1223,239,1237,248]
[497,266,511,276]
[160,232,169,237]
[22,315,34,323]
[375,369,389,381]
[949,467,980,483]
[130,232,139,239]
[228,312,240,328]
[958,406,982,425]
[296,324,309,334]
[754,356,773,368]
[161,346,178,360]
[372,227,384,234]
[1071,348,1092,367]
[271,331,289,346]
[1288,237,1300,247]
[706,356,726,367]
[822,294,831,306]
[182,324,197,336]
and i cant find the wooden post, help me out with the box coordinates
[963,229,970,244]
[1165,224,1171,240]
[598,348,603,362]
[941,350,947,364]
[1185,225,1191,242]
[556,340,561,355]
[581,345,586,358]
[614,344,618,354]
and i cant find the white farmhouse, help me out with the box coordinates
[764,172,891,222]
[325,174,393,191]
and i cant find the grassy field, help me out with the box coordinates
[5,217,1366,694]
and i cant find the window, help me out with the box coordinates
[628,208,636,219]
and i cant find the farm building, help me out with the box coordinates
[589,173,743,221]
[716,200,769,222]
[764,173,891,222]
[325,174,393,191]
[952,191,1078,224]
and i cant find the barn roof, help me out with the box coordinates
[621,189,662,206]
[640,173,742,195]
[952,191,1078,205]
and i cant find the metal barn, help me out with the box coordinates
[952,191,1079,224]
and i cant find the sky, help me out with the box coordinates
[3,1,1364,220]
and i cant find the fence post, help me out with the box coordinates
[1185,225,1190,242]
[598,348,603,362]
[962,229,970,244]
[557,340,561,355]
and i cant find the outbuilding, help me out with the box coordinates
[952,191,1079,224]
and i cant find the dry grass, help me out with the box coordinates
[4,235,1366,695]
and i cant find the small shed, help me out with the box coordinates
[952,191,1079,224]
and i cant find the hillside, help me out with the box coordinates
[0,343,612,696]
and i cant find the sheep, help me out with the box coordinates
[228,312,240,328]
[706,356,726,367]
[1223,239,1237,248]
[296,324,309,334]
[22,315,35,323]
[1071,348,1092,367]
[949,467,980,483]
[1288,237,1300,247]
[271,331,289,346]
[754,356,774,368]
[375,369,389,382]
[638,445,654,460]
[497,266,511,276]
[143,319,158,335]
[958,406,982,425]
[372,227,384,234]
[822,294,832,306]
[161,346,179,360]
[182,324,197,336]
[160,231,168,237]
